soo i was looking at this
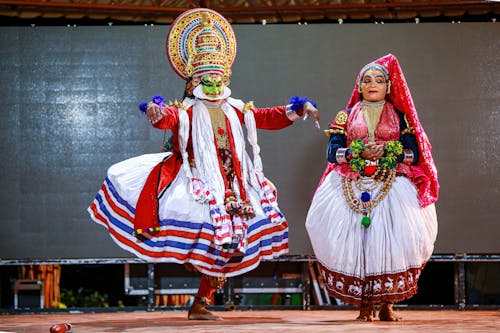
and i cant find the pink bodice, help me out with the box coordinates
[329,101,413,181]
[346,102,400,146]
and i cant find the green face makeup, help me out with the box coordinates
[201,76,224,97]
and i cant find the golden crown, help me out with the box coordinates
[167,8,237,80]
[185,12,231,78]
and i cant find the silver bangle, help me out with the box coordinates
[285,104,301,121]
[336,148,349,164]
[403,149,414,164]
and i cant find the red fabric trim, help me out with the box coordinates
[153,229,213,241]
[225,115,247,201]
[246,221,288,243]
[318,261,426,306]
[101,184,134,222]
[90,203,168,258]
[251,105,293,130]
[213,137,229,190]
[92,198,288,273]
[152,105,180,131]
[197,274,217,298]
[410,165,432,205]
[134,155,181,235]
[330,110,349,130]
[201,242,288,275]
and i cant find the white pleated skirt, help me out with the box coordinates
[306,171,437,305]
[88,153,288,277]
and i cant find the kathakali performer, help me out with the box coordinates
[88,8,319,320]
[306,54,438,321]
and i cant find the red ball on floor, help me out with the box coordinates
[49,323,72,333]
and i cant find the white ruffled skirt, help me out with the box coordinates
[88,153,288,277]
[306,171,437,305]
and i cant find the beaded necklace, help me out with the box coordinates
[341,168,396,227]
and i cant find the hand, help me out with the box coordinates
[302,101,320,129]
[361,143,384,161]
[146,102,164,124]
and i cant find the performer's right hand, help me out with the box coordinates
[146,102,164,124]
[302,101,320,129]
[361,143,384,161]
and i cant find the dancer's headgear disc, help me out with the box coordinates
[166,8,237,80]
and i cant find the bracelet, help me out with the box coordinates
[138,94,165,115]
[402,149,414,164]
[289,95,317,111]
[285,104,301,121]
[335,148,349,164]
[286,96,317,121]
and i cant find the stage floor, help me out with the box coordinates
[1,310,499,333]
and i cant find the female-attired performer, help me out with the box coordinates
[88,8,319,320]
[306,54,438,321]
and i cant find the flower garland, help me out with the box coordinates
[348,140,403,173]
[380,140,403,169]
[349,139,366,172]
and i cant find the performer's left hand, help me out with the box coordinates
[303,101,320,129]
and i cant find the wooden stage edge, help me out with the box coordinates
[0,310,499,333]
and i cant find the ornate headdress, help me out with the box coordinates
[166,8,237,80]
[347,54,439,206]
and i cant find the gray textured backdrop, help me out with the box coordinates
[0,23,498,259]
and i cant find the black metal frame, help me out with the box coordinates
[1,254,499,313]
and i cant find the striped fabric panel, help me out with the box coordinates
[88,178,289,277]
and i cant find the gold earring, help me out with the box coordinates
[358,83,362,93]
[387,81,391,94]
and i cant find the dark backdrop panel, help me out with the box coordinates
[0,23,498,259]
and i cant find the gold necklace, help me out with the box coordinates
[341,169,396,227]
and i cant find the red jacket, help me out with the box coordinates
[134,102,294,235]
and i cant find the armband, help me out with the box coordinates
[401,114,415,135]
[285,104,301,121]
[335,148,350,164]
[324,128,346,136]
[401,127,416,135]
[402,149,414,164]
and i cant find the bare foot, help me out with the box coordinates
[188,296,222,321]
[356,303,376,322]
[379,302,402,321]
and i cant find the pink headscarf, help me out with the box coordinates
[347,54,439,206]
